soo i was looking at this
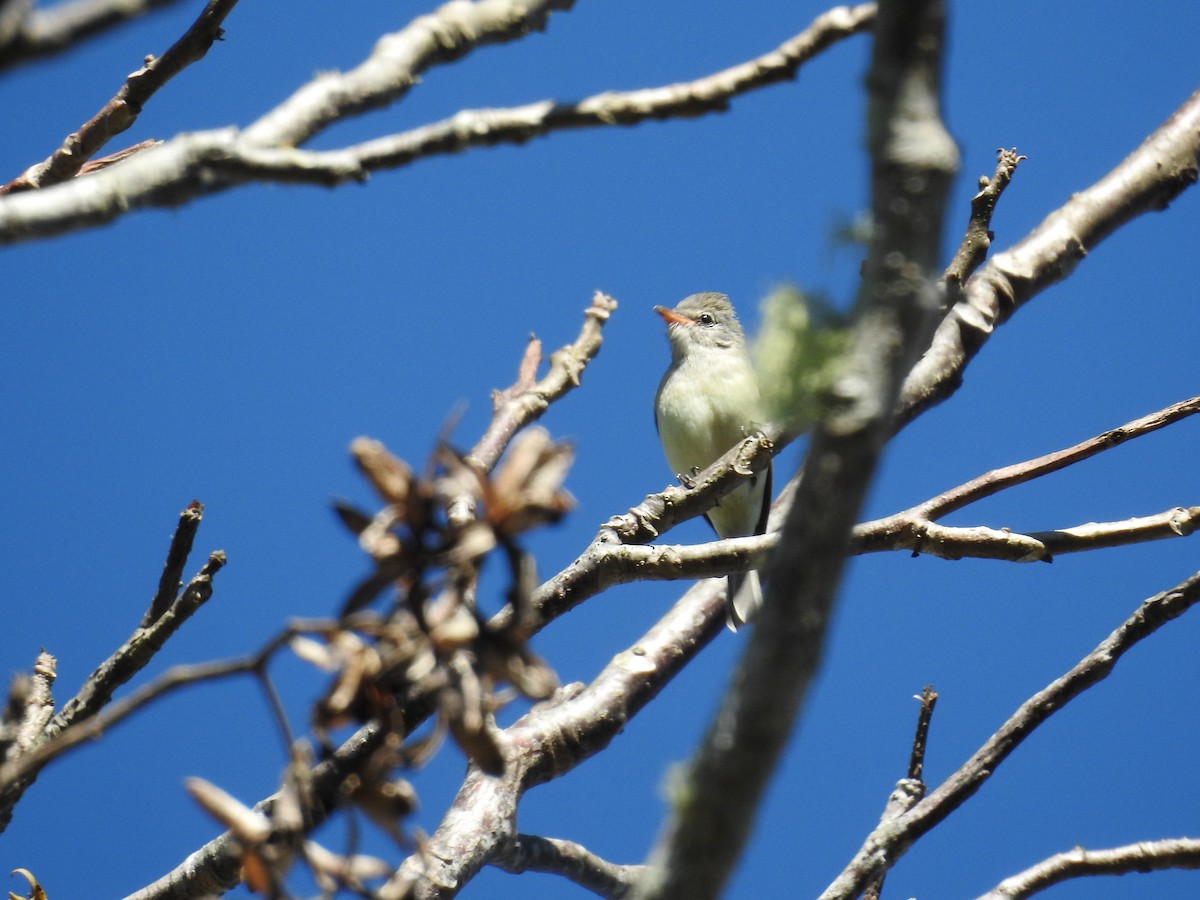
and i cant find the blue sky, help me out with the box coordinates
[4,2,1200,898]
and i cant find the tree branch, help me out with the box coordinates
[0,3,875,245]
[978,837,1200,899]
[903,395,1200,522]
[491,834,646,898]
[1,0,239,194]
[240,0,579,150]
[468,291,617,473]
[942,148,1025,303]
[0,502,225,833]
[821,569,1200,898]
[635,2,958,896]
[0,0,188,71]
[48,548,226,738]
[382,579,727,899]
[900,87,1200,424]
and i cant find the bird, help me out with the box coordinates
[653,292,772,629]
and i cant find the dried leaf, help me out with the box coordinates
[446,713,506,776]
[8,868,47,900]
[331,499,373,536]
[272,742,312,834]
[398,719,446,768]
[502,645,559,700]
[289,635,339,671]
[305,840,392,888]
[427,601,480,652]
[240,849,274,895]
[346,775,418,847]
[351,438,415,508]
[341,566,402,617]
[486,427,575,536]
[438,520,497,565]
[184,776,271,843]
[441,658,506,775]
[357,506,406,560]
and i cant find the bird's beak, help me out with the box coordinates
[654,305,692,326]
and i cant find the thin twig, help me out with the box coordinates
[905,395,1200,522]
[942,148,1026,304]
[907,685,937,782]
[977,837,1200,899]
[143,501,205,627]
[468,291,617,473]
[48,550,226,738]
[821,569,1200,898]
[1,0,240,194]
[862,687,937,900]
[0,655,255,794]
[0,0,187,71]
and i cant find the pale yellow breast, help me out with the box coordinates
[655,345,764,538]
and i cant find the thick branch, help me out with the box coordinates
[0,4,875,246]
[242,0,579,149]
[383,580,727,899]
[901,88,1200,423]
[635,2,958,897]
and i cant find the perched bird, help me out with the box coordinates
[653,292,772,629]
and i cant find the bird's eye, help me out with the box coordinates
[698,313,715,326]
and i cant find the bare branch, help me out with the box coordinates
[900,88,1200,423]
[0,4,874,245]
[863,687,938,900]
[635,2,959,896]
[491,834,646,898]
[335,2,876,166]
[48,548,226,738]
[468,291,617,473]
[143,501,205,627]
[530,428,777,627]
[0,655,258,795]
[241,0,579,149]
[942,148,1026,300]
[0,651,56,832]
[978,837,1200,900]
[855,395,1200,559]
[1,0,239,194]
[0,0,188,71]
[382,580,727,898]
[906,685,937,782]
[0,498,228,834]
[854,505,1200,562]
[821,568,1200,898]
[905,395,1200,522]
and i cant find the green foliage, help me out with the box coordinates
[753,285,850,432]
